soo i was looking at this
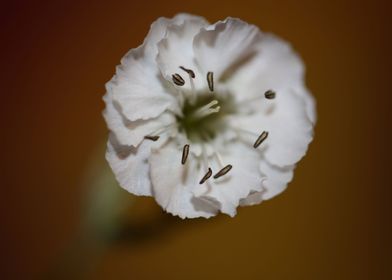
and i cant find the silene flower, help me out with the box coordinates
[103,14,316,218]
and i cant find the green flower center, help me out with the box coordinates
[176,93,235,142]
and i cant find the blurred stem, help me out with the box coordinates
[43,141,207,279]
[43,142,132,279]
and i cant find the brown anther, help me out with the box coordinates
[213,164,232,179]
[264,90,276,99]
[172,73,185,86]
[207,71,214,92]
[144,135,160,141]
[181,144,190,165]
[199,168,212,184]
[179,66,195,78]
[253,131,268,148]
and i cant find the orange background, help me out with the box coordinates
[1,0,391,279]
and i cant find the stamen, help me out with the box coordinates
[237,90,277,106]
[172,73,185,86]
[190,100,220,119]
[144,135,160,141]
[207,71,214,92]
[181,144,190,165]
[214,151,224,168]
[149,123,178,136]
[213,164,232,179]
[179,66,195,78]
[264,90,276,99]
[253,131,268,148]
[199,168,212,184]
[182,67,196,105]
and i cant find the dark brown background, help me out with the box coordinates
[1,0,391,279]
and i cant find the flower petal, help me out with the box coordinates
[302,86,317,125]
[108,14,209,122]
[149,142,219,219]
[144,13,209,59]
[260,160,294,200]
[103,90,175,147]
[239,191,264,207]
[193,17,262,81]
[108,53,177,121]
[193,142,263,217]
[227,33,316,123]
[156,17,209,92]
[240,160,294,206]
[231,89,313,167]
[228,33,303,97]
[106,133,160,196]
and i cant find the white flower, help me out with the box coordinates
[103,14,316,219]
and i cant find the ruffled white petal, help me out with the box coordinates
[230,89,313,167]
[260,160,294,200]
[109,14,208,123]
[239,191,264,207]
[227,33,316,123]
[156,17,209,92]
[106,134,153,196]
[149,142,219,219]
[103,90,175,147]
[109,51,177,121]
[302,86,317,125]
[144,13,210,59]
[193,18,262,81]
[193,142,263,216]
[228,33,303,98]
[240,160,294,206]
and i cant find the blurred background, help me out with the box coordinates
[1,0,391,279]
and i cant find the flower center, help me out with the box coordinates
[176,93,235,143]
[144,68,277,184]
